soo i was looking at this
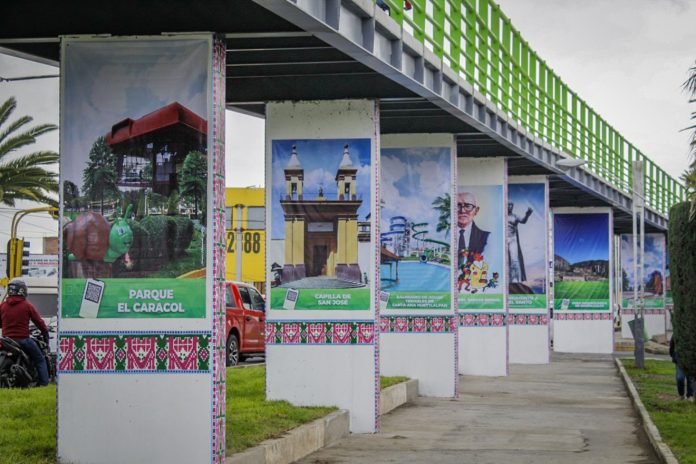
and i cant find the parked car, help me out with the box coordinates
[225,281,265,366]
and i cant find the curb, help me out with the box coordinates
[226,379,419,464]
[380,379,418,415]
[614,358,679,464]
[226,409,349,464]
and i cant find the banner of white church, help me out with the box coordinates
[269,139,372,311]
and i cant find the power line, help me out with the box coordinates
[0,74,59,82]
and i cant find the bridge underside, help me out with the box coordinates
[0,0,661,233]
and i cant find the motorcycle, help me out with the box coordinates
[0,325,55,388]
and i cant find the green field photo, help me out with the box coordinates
[554,280,609,300]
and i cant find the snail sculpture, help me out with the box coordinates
[64,204,134,264]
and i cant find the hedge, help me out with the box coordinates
[668,201,696,378]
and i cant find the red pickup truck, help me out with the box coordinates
[225,281,266,366]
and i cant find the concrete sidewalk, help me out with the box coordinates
[296,353,658,464]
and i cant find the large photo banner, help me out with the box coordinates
[61,38,211,319]
[553,213,610,311]
[456,184,504,311]
[620,233,665,309]
[379,147,452,310]
[269,139,372,310]
[507,183,547,311]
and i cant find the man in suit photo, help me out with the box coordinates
[457,191,490,268]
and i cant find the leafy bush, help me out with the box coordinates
[668,201,696,378]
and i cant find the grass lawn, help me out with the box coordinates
[554,280,609,300]
[0,385,56,464]
[0,367,335,463]
[227,366,335,453]
[381,376,409,389]
[622,359,696,464]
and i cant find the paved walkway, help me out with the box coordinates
[297,353,658,464]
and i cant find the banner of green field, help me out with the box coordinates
[553,213,611,311]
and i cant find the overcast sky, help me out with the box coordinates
[496,0,695,180]
[1,0,694,250]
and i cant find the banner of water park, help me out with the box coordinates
[508,183,547,311]
[379,146,452,310]
[553,213,611,311]
[456,184,505,311]
[269,139,372,311]
[620,233,665,310]
[60,38,212,319]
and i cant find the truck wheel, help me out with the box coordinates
[226,333,240,367]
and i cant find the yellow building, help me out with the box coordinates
[279,144,363,285]
[225,187,265,292]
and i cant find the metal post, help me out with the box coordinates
[632,160,645,368]
[235,204,244,282]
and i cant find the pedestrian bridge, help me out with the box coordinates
[1,1,683,462]
[2,0,684,231]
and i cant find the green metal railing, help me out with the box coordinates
[379,0,686,216]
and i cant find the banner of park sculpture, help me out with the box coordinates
[620,233,665,309]
[507,183,547,311]
[553,213,610,311]
[456,184,504,310]
[269,139,372,310]
[379,147,452,310]
[61,39,211,318]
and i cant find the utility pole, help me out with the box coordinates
[632,160,645,368]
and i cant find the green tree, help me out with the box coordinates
[0,97,58,207]
[180,150,206,219]
[683,61,696,216]
[668,202,696,378]
[82,136,118,214]
[432,193,451,238]
[63,180,80,210]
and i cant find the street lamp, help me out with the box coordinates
[555,156,647,367]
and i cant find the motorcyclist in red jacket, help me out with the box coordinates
[0,279,50,386]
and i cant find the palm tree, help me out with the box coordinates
[0,97,58,207]
[432,192,451,238]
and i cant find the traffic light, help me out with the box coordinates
[6,238,30,279]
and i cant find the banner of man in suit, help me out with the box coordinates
[456,185,504,310]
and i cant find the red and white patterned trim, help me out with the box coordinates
[555,313,612,321]
[265,321,376,345]
[379,316,457,333]
[58,333,211,373]
[459,313,507,327]
[211,35,227,464]
[620,309,666,315]
[506,314,549,325]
